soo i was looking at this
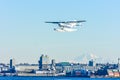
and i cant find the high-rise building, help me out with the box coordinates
[118,58,120,71]
[51,59,55,67]
[10,58,15,69]
[88,59,96,66]
[38,54,50,70]
[51,59,56,70]
[10,58,16,73]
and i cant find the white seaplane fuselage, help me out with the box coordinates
[54,23,78,32]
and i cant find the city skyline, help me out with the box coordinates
[0,0,120,63]
[0,53,119,64]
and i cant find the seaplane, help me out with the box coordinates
[45,20,86,32]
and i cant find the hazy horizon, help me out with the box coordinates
[0,0,120,64]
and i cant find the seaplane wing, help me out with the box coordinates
[65,20,86,23]
[45,20,86,24]
[45,22,65,24]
